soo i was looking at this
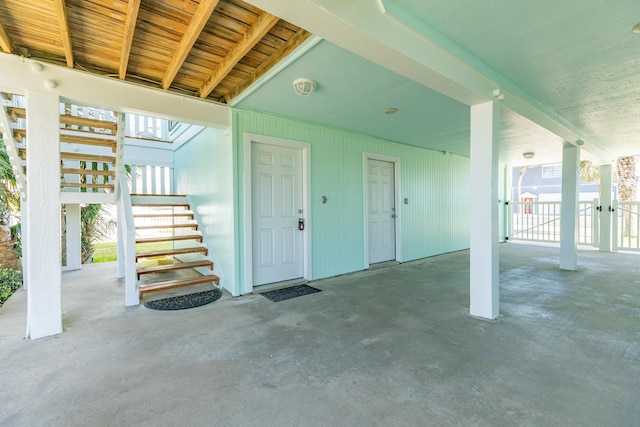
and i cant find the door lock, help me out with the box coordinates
[298,218,305,230]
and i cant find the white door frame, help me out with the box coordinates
[363,152,402,268]
[243,133,312,293]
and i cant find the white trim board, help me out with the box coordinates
[363,152,403,268]
[242,133,312,294]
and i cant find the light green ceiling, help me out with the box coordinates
[237,41,472,156]
[238,0,640,165]
[384,0,640,158]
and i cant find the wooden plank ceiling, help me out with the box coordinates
[0,0,311,103]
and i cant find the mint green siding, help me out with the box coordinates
[234,110,469,293]
[174,127,238,293]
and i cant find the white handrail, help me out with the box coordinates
[117,171,139,306]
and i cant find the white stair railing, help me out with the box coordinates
[128,164,174,195]
[126,113,168,140]
[117,170,139,306]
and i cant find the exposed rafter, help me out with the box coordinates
[224,28,312,103]
[119,0,142,80]
[198,11,280,99]
[0,22,13,53]
[53,0,74,67]
[162,0,219,90]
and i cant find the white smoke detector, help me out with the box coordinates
[292,78,317,97]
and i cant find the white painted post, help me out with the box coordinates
[25,89,62,339]
[20,201,28,291]
[469,101,500,320]
[559,143,580,270]
[118,172,139,306]
[599,164,612,252]
[117,199,125,278]
[65,204,82,270]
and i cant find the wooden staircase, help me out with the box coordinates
[131,194,220,297]
[0,96,119,203]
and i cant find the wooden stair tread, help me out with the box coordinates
[60,151,116,165]
[139,274,220,295]
[13,128,26,142]
[136,234,203,244]
[136,246,208,259]
[133,213,194,218]
[60,134,117,151]
[60,114,117,132]
[61,182,114,189]
[137,260,213,275]
[7,107,25,121]
[61,168,115,177]
[135,223,198,230]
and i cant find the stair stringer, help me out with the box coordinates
[0,98,27,200]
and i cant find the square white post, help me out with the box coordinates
[559,143,580,270]
[598,164,613,252]
[117,202,125,278]
[20,201,28,291]
[470,101,500,320]
[25,89,62,339]
[65,204,82,270]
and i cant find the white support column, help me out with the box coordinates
[599,164,613,252]
[117,198,125,279]
[559,143,580,270]
[64,204,82,270]
[20,201,28,291]
[25,89,62,339]
[469,101,500,320]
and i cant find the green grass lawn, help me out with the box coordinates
[93,241,173,263]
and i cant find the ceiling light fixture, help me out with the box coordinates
[292,78,316,96]
[522,151,535,160]
[575,139,584,146]
[383,108,398,115]
[633,23,640,33]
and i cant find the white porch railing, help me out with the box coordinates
[508,199,599,246]
[126,114,168,140]
[128,164,174,195]
[612,201,640,251]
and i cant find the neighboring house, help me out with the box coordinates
[511,164,606,202]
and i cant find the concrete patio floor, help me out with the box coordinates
[1,243,639,426]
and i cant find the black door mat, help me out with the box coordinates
[261,284,321,302]
[143,288,222,311]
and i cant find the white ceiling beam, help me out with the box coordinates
[162,0,219,90]
[198,11,279,99]
[0,53,230,129]
[0,22,13,53]
[119,0,142,80]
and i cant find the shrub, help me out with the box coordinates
[0,268,23,307]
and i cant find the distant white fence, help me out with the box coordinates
[613,201,640,251]
[508,199,599,246]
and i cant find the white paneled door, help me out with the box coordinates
[252,143,304,286]
[368,159,396,264]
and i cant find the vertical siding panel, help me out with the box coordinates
[233,110,470,282]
